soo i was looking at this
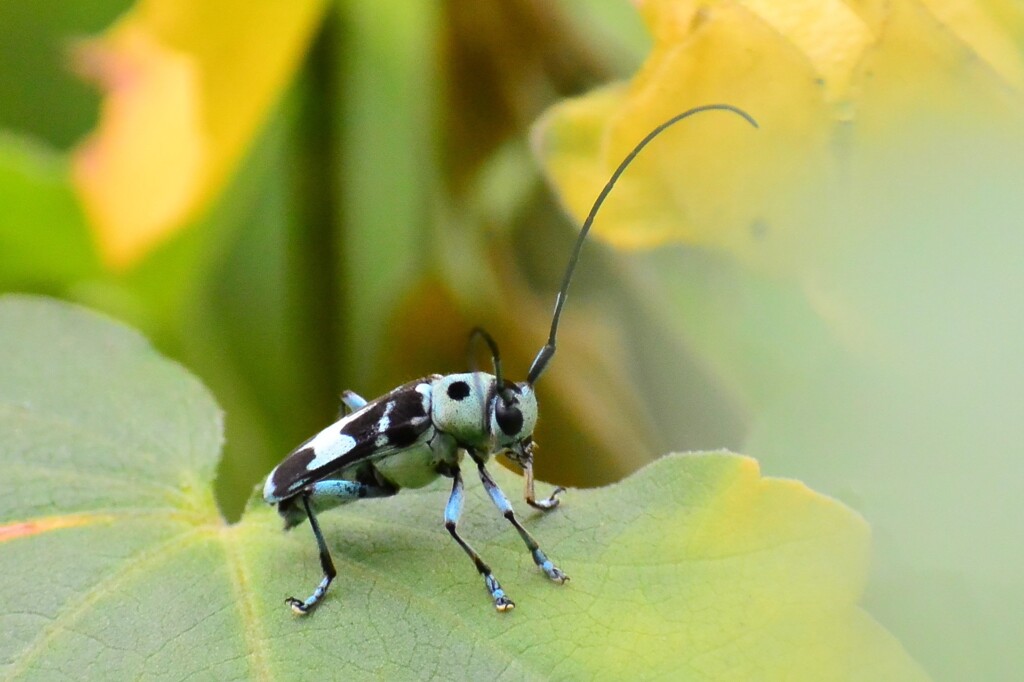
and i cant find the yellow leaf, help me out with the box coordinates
[637,0,873,102]
[535,1,835,271]
[73,28,203,270]
[72,0,326,269]
[914,0,1024,88]
[534,0,1024,274]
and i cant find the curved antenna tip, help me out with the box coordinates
[527,103,758,385]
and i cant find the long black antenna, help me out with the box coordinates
[526,103,758,385]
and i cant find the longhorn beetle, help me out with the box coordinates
[264,104,758,614]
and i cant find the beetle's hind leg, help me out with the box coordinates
[278,478,396,529]
[284,479,397,614]
[286,494,335,615]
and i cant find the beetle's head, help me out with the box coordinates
[488,380,538,465]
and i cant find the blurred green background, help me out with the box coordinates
[2,1,1023,680]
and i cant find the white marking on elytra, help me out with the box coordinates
[416,383,431,413]
[377,401,395,434]
[305,424,358,470]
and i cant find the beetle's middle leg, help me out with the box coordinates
[336,390,369,419]
[444,466,514,611]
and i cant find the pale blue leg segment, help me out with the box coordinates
[284,480,396,614]
[280,479,395,528]
[337,390,368,418]
[307,479,394,515]
[476,459,568,584]
[286,495,336,615]
[445,468,514,611]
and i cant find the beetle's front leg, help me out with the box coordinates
[523,456,565,511]
[473,455,568,584]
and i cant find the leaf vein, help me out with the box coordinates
[4,527,206,679]
[220,529,273,682]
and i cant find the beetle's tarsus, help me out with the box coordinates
[286,597,309,615]
[528,486,565,511]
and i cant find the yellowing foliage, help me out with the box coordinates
[534,0,1024,272]
[72,0,326,269]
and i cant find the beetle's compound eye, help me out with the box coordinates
[495,400,524,436]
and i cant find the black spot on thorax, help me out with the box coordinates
[447,381,470,400]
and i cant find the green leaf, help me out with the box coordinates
[0,296,925,680]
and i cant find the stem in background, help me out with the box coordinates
[290,11,344,416]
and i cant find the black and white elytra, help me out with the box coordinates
[263,104,758,614]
